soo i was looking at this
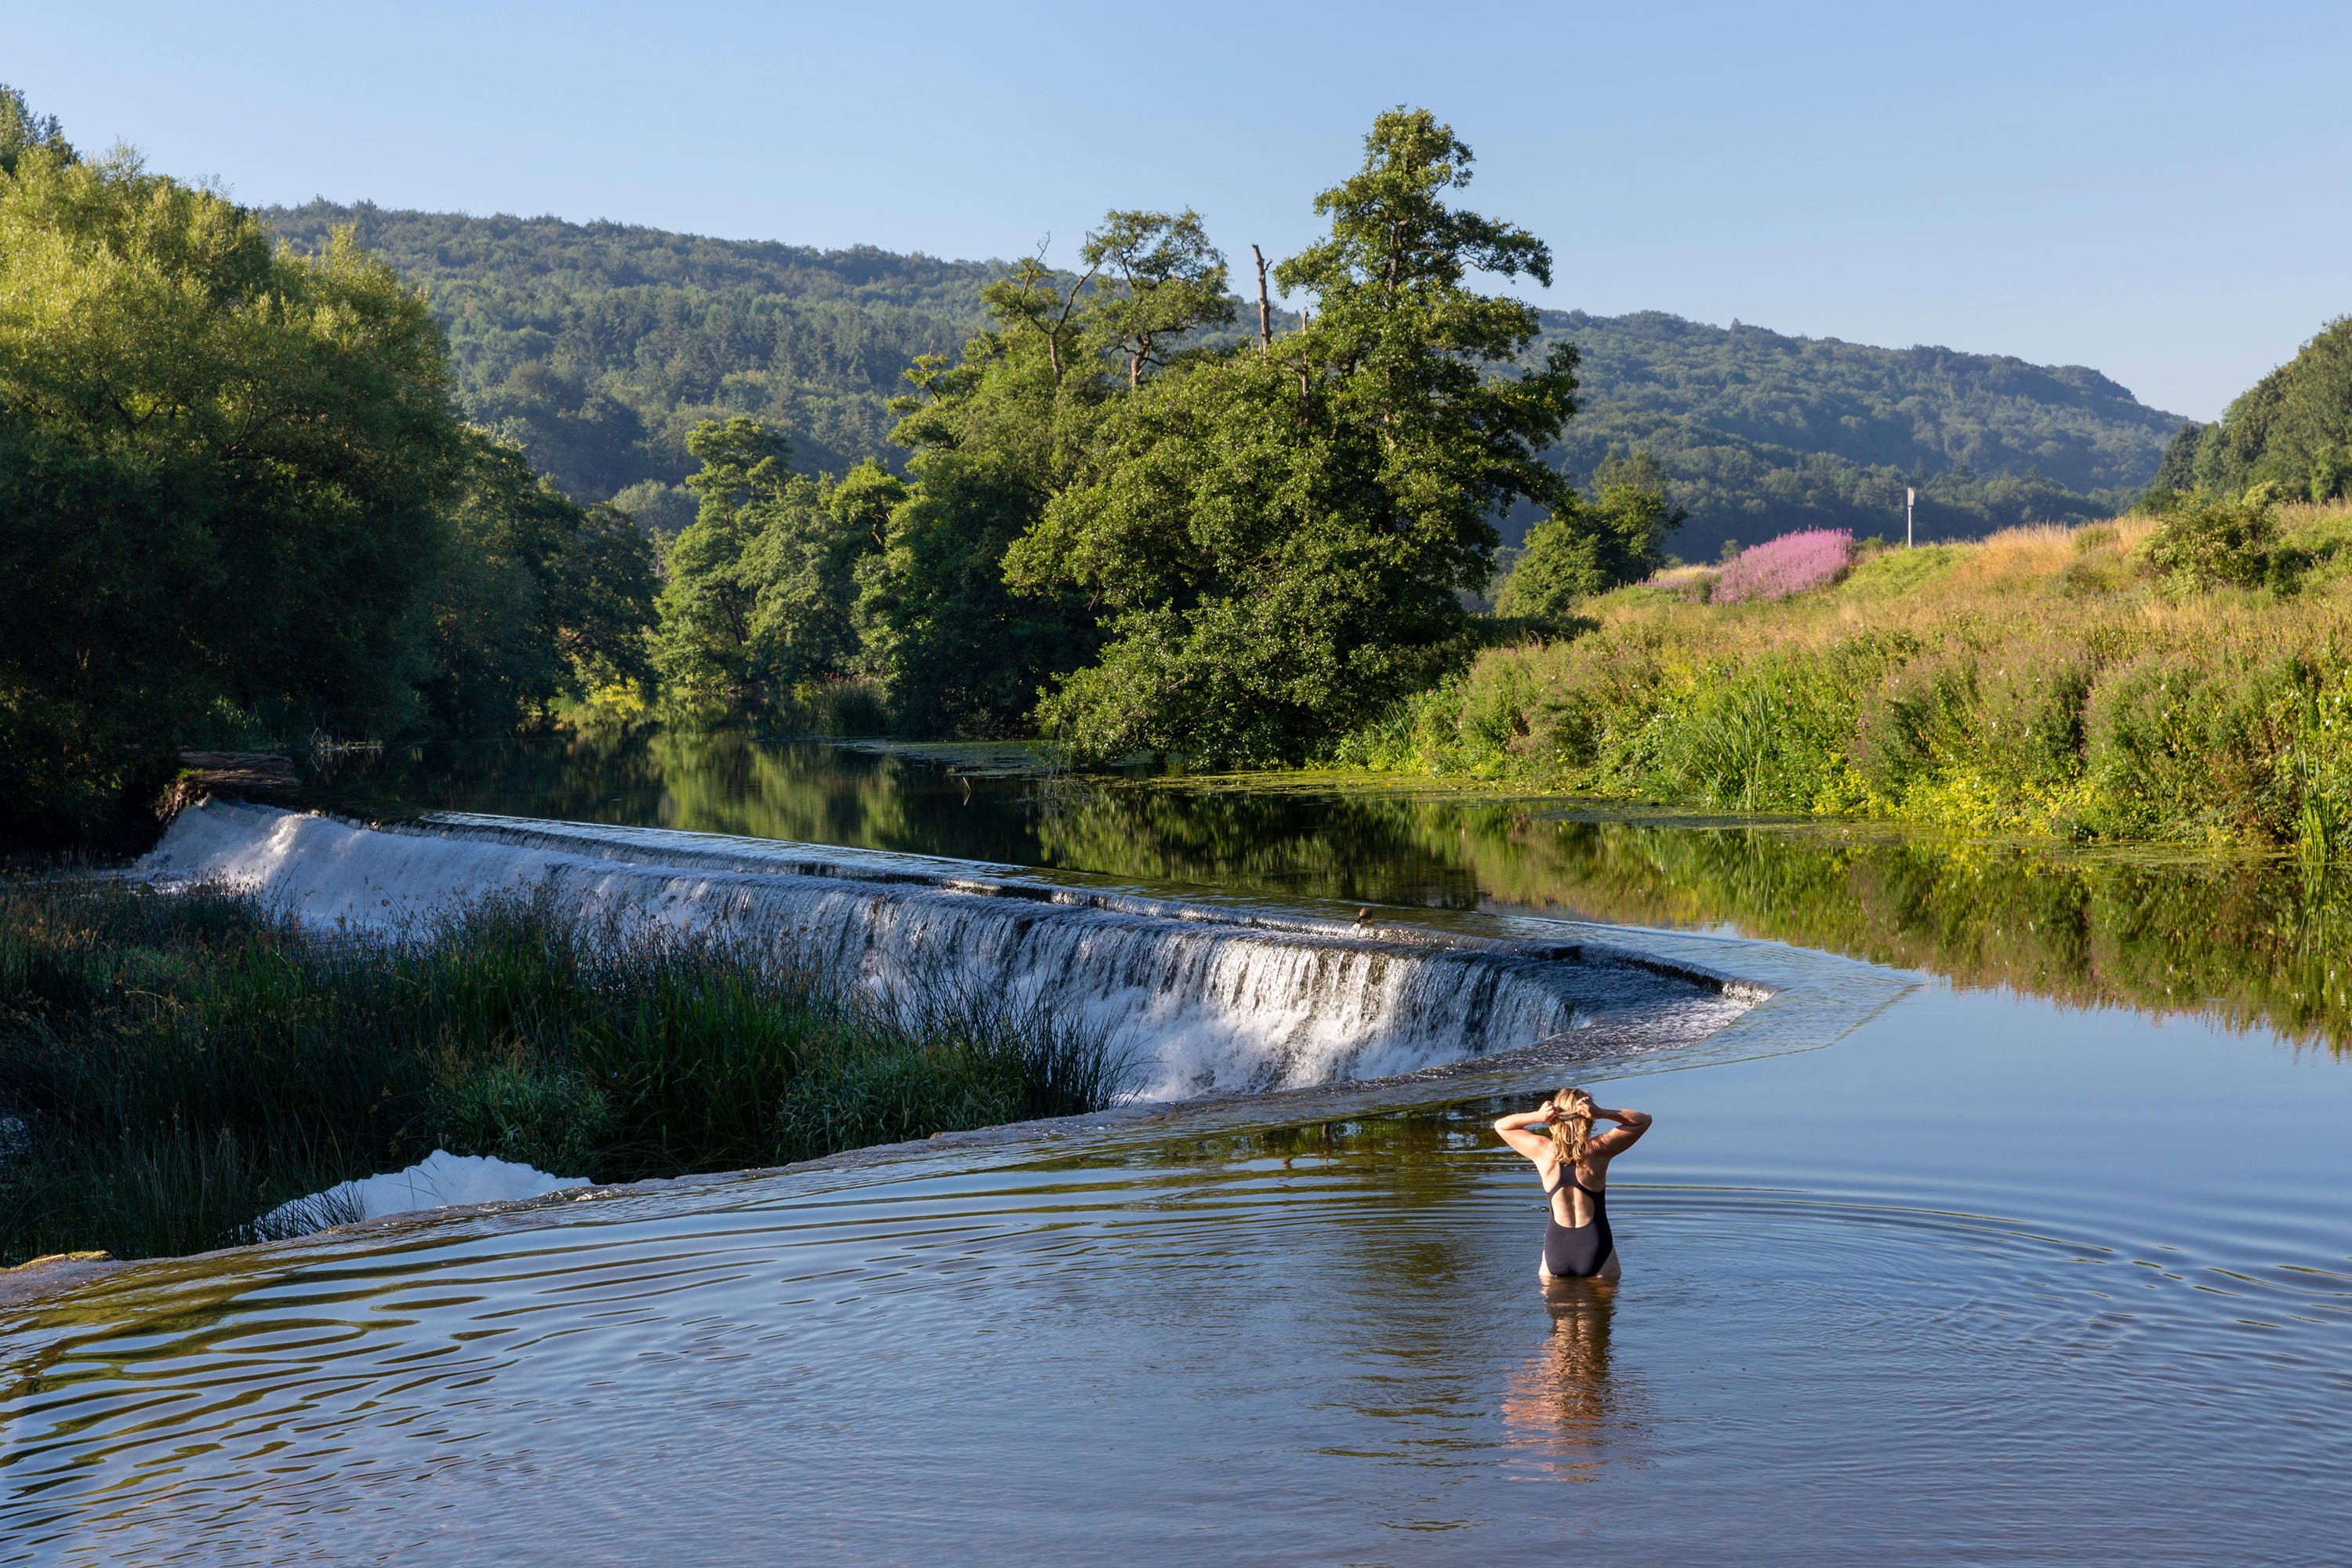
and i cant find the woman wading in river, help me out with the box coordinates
[1493,1090,1652,1281]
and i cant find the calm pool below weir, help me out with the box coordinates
[4,739,2350,1564]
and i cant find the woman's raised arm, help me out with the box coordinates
[1493,1105,1555,1160]
[1586,1107,1652,1159]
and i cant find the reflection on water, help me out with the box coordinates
[308,731,2352,1048]
[1504,1279,1639,1481]
[10,742,2335,1563]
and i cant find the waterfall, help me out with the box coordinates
[138,802,1751,1100]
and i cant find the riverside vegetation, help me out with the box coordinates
[0,88,657,846]
[1353,495,2352,852]
[0,876,1127,1265]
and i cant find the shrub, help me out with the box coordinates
[1973,639,2097,793]
[1713,529,1856,604]
[2144,490,2280,590]
[801,675,890,736]
[2082,650,2298,839]
[1852,650,1979,797]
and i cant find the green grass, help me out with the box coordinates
[1345,503,2352,850]
[0,877,1131,1265]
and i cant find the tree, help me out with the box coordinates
[0,82,71,176]
[651,416,800,712]
[551,502,659,695]
[852,230,1152,736]
[742,456,902,700]
[1009,107,1581,763]
[2185,317,2352,503]
[652,417,899,719]
[422,432,657,735]
[1497,448,1686,618]
[0,123,459,841]
[1081,210,1236,390]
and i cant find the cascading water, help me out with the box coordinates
[137,801,1759,1099]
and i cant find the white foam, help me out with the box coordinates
[260,1150,586,1237]
[140,802,1731,1099]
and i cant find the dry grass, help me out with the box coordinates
[1348,503,2352,848]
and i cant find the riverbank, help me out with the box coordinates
[0,877,1123,1265]
[1344,501,2352,850]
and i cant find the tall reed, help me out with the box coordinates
[0,878,1133,1264]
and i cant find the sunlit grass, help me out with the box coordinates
[1348,504,2352,849]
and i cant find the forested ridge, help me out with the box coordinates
[263,202,2181,555]
[1536,311,2180,557]
[261,201,1000,532]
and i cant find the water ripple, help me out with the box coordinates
[7,1142,2349,1566]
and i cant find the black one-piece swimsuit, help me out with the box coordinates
[1542,1163,1613,1278]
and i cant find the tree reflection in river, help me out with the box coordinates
[303,731,2352,1051]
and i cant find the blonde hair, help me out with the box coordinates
[1548,1087,1595,1165]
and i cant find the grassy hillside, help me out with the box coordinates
[1352,497,2352,850]
[265,203,2184,550]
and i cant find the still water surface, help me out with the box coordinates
[2,735,2347,1563]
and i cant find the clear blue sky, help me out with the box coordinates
[13,0,2348,420]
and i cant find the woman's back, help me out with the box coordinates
[1493,1088,1653,1282]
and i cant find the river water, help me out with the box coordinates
[3,734,2349,1566]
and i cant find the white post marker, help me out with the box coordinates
[1906,487,1915,549]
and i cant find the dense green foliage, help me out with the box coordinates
[648,416,891,715]
[2,78,2244,834]
[0,878,1127,1263]
[426,432,657,735]
[262,199,1004,519]
[0,89,657,844]
[645,111,1594,757]
[0,124,456,841]
[1353,504,2352,851]
[1000,111,1580,762]
[2155,318,2352,506]
[1496,449,1686,617]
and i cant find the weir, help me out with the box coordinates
[138,802,1762,1100]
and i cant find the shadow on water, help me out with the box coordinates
[306,730,2352,1050]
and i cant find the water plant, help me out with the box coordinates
[0,877,1131,1265]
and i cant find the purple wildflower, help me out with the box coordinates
[1712,528,1856,604]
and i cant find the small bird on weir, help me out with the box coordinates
[1354,906,1372,924]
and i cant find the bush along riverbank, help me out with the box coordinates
[0,878,1128,1265]
[1343,495,2352,851]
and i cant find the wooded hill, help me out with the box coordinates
[264,201,2186,559]
[1535,311,2182,558]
